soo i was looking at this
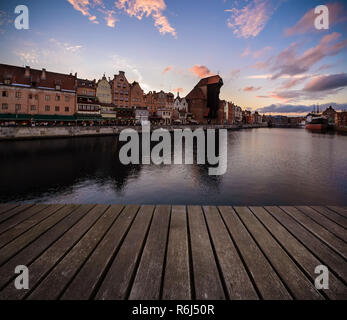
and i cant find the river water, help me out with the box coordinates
[0,128,346,205]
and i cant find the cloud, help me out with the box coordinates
[116,0,177,37]
[257,103,347,114]
[285,3,347,36]
[278,75,310,89]
[230,69,241,79]
[244,86,262,92]
[303,73,347,92]
[103,9,117,27]
[253,46,272,59]
[226,0,282,38]
[163,66,173,74]
[241,46,251,57]
[271,32,347,79]
[189,65,214,78]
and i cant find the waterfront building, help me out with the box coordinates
[242,110,252,124]
[96,74,112,104]
[186,75,224,124]
[130,81,145,109]
[0,64,76,124]
[173,93,188,112]
[157,107,172,125]
[253,111,262,124]
[322,106,337,126]
[76,78,101,120]
[111,71,130,108]
[335,111,347,127]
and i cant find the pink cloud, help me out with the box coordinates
[285,3,347,36]
[116,0,177,37]
[163,66,173,74]
[189,65,214,78]
[226,0,282,39]
[253,46,272,59]
[244,86,262,92]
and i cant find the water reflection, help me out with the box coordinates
[0,128,346,205]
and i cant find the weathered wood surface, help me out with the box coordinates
[0,205,346,300]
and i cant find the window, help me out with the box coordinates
[45,106,50,111]
[65,96,69,102]
[16,92,21,99]
[29,94,33,99]
[4,79,11,85]
[35,95,38,100]
[55,106,60,112]
[55,85,61,90]
[88,91,93,96]
[65,107,69,112]
[2,103,8,110]
[55,95,60,101]
[2,91,8,97]
[15,104,21,111]
[82,90,87,95]
[45,95,50,101]
[117,83,121,87]
[30,105,36,111]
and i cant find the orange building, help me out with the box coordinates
[129,81,145,108]
[0,64,76,122]
[111,71,130,108]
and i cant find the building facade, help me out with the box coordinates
[76,78,101,119]
[186,75,224,124]
[111,71,130,108]
[0,64,76,123]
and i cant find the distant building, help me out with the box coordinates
[0,64,76,123]
[335,111,347,127]
[174,93,188,112]
[96,74,112,104]
[157,107,172,125]
[186,75,224,124]
[242,110,252,124]
[322,106,337,125]
[253,111,262,124]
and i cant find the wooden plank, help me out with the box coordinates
[0,204,35,224]
[0,205,114,300]
[187,206,225,300]
[0,204,49,235]
[281,206,347,260]
[28,205,122,300]
[311,206,347,229]
[234,207,323,300]
[0,204,77,266]
[296,206,347,242]
[95,205,154,300]
[61,205,139,300]
[162,206,191,300]
[0,205,64,248]
[219,206,291,300]
[250,207,347,300]
[0,204,20,215]
[203,206,258,300]
[0,205,92,290]
[327,206,347,218]
[129,205,171,300]
[266,206,347,283]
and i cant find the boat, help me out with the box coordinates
[305,113,328,132]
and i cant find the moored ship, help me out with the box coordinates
[305,113,328,131]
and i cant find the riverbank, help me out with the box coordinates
[0,123,268,141]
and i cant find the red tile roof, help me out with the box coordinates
[196,75,223,87]
[0,64,76,91]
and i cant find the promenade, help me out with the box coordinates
[0,123,268,141]
[0,204,346,300]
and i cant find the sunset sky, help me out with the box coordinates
[0,0,347,114]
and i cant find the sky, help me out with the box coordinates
[0,0,347,115]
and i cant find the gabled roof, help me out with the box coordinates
[0,64,76,91]
[195,75,223,87]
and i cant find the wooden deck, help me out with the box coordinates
[0,204,346,300]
